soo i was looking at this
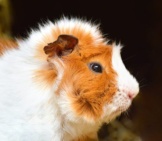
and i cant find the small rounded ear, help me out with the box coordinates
[44,34,78,57]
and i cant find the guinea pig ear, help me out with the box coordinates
[44,34,78,57]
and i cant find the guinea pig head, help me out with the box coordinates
[44,34,139,123]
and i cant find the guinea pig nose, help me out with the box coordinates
[127,91,138,100]
[127,92,135,100]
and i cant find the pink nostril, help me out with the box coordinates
[128,93,133,99]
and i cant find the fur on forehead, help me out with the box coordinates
[32,17,114,84]
[51,17,106,45]
[24,17,107,52]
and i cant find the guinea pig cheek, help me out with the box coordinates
[65,67,117,122]
[72,84,117,122]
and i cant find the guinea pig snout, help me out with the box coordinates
[111,45,140,101]
[118,82,139,101]
[118,76,139,100]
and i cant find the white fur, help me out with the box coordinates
[98,44,139,124]
[112,44,139,97]
[103,44,139,120]
[0,18,139,141]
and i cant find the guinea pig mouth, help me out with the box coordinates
[104,91,133,117]
[117,99,132,112]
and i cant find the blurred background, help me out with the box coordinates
[0,0,162,141]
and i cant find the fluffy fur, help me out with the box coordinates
[0,17,139,141]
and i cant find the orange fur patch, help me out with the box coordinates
[34,26,117,121]
[0,38,18,55]
[57,45,117,120]
[34,64,57,87]
[35,69,57,86]
[34,24,105,61]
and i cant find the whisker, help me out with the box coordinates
[124,111,129,117]
[137,78,149,89]
[123,54,137,62]
[140,84,148,88]
[139,78,145,83]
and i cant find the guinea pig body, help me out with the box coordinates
[0,18,139,141]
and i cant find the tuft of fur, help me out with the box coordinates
[0,17,139,141]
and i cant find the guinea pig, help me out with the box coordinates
[0,17,139,141]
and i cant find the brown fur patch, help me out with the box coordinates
[44,35,78,57]
[0,38,18,56]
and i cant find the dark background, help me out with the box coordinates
[9,0,162,141]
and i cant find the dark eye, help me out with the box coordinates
[89,63,103,73]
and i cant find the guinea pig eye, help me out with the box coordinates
[89,63,103,73]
